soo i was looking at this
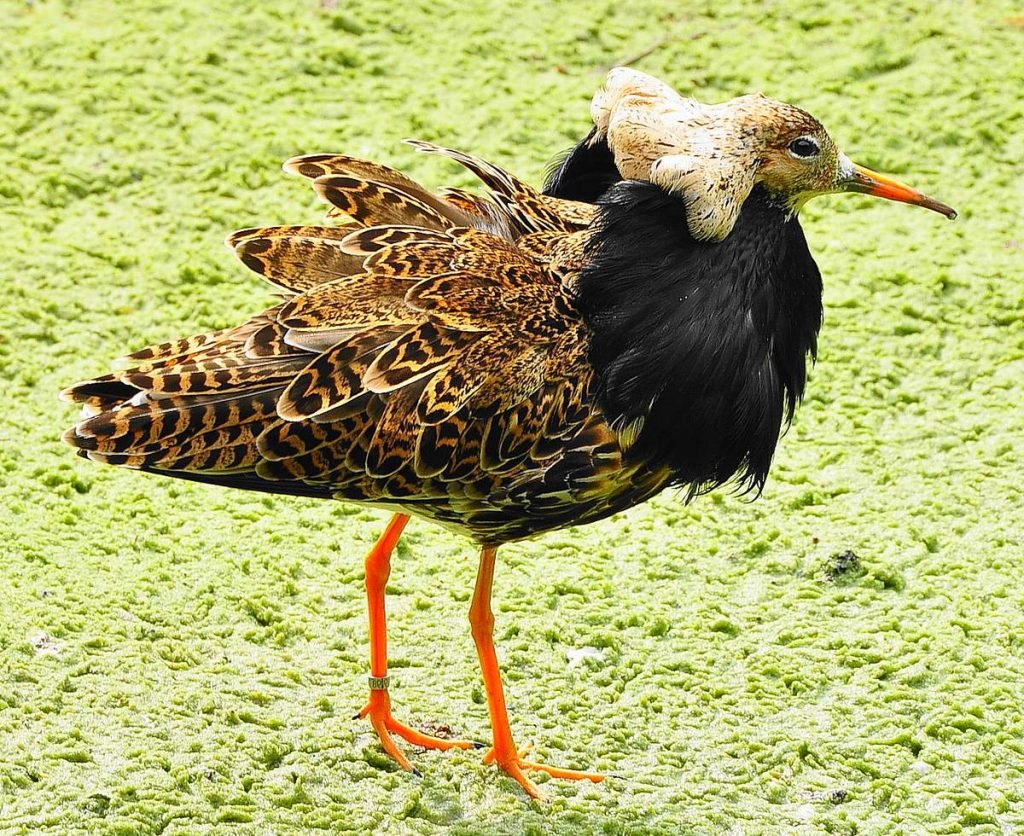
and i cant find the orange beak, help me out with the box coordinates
[841,161,957,219]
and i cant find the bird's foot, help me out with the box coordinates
[482,741,604,800]
[356,686,479,774]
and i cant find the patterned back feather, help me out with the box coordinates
[62,143,670,543]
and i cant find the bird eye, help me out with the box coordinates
[788,137,820,159]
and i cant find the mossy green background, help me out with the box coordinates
[1,0,1022,831]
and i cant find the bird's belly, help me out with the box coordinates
[328,459,673,545]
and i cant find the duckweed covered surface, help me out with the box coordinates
[1,0,1022,831]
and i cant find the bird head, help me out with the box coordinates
[590,68,956,241]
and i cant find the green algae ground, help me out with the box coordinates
[1,0,1022,831]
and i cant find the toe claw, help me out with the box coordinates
[359,690,473,776]
[482,744,603,796]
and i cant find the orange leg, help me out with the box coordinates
[469,545,604,799]
[355,513,478,774]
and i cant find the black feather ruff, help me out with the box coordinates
[573,181,823,496]
[544,128,620,203]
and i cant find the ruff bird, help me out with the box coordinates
[62,68,954,798]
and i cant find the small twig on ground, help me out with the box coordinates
[595,29,706,74]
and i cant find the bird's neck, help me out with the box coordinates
[572,181,824,495]
[544,127,621,203]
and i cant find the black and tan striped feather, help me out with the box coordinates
[63,143,673,543]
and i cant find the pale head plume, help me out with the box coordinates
[589,68,832,241]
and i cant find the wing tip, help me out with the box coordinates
[282,154,316,177]
[283,154,348,180]
[60,424,84,448]
[59,384,82,404]
[226,227,263,249]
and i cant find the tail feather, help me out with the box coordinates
[61,375,137,412]
[277,276,412,330]
[406,140,568,234]
[226,224,358,247]
[119,360,303,396]
[313,175,454,230]
[114,315,276,373]
[233,235,365,293]
[66,387,281,454]
[277,328,403,421]
[116,327,237,366]
[339,225,451,256]
[285,154,481,229]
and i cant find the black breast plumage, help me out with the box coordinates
[546,136,823,496]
